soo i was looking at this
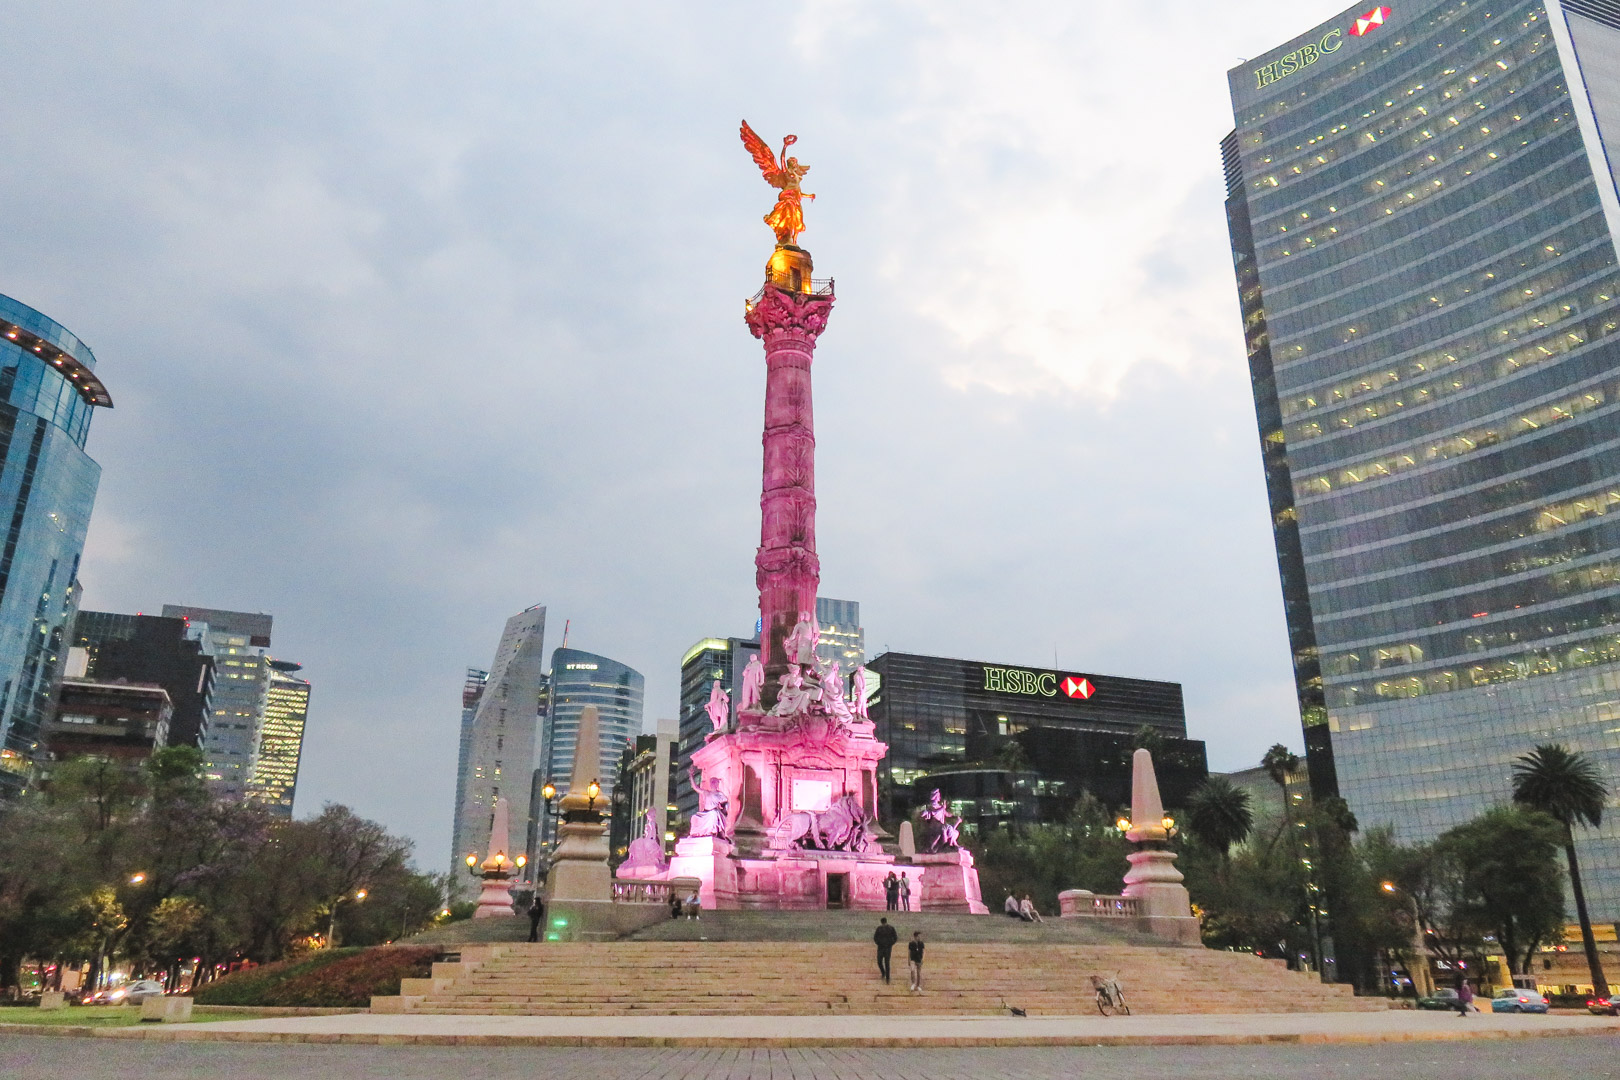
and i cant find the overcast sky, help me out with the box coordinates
[0,1,1344,866]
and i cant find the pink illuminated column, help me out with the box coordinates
[745,281,834,706]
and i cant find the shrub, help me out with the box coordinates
[194,946,436,1007]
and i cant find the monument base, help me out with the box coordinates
[912,848,990,914]
[472,876,515,919]
[548,820,613,902]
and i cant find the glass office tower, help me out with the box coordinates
[162,606,273,803]
[1226,0,1620,919]
[0,294,109,797]
[245,659,311,817]
[541,647,644,803]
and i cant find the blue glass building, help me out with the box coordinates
[541,647,644,804]
[0,294,110,796]
[1226,0,1620,920]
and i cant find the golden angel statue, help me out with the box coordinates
[741,120,814,247]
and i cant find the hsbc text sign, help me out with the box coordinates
[1251,7,1391,90]
[982,666,1096,701]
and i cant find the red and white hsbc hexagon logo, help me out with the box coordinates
[1351,7,1391,36]
[1062,676,1095,700]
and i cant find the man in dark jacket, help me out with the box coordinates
[873,917,898,983]
[527,896,546,943]
[908,931,925,992]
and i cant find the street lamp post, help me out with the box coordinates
[1381,881,1434,996]
[326,889,367,949]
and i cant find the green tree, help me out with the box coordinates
[1185,777,1253,866]
[1511,744,1611,997]
[1440,807,1565,977]
[973,793,1129,912]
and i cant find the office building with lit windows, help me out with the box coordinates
[865,652,1202,825]
[1226,0,1620,918]
[541,647,644,803]
[450,606,546,894]
[0,294,109,797]
[245,659,310,817]
[814,597,865,675]
[675,635,759,819]
[162,606,272,803]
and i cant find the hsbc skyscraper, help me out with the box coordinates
[1226,0,1620,919]
[865,652,1203,824]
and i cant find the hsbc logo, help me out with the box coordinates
[1062,676,1095,700]
[1351,7,1391,36]
[982,665,1098,702]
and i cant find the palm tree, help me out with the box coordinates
[1512,744,1610,998]
[1260,744,1302,853]
[1186,777,1254,865]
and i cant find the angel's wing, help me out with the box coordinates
[740,120,779,182]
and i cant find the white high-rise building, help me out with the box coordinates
[162,605,273,803]
[449,606,547,897]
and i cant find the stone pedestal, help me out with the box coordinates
[911,848,990,914]
[139,995,192,1023]
[548,819,612,903]
[472,874,516,919]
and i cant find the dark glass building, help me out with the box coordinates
[0,294,110,797]
[72,611,215,749]
[674,635,758,820]
[866,652,1204,824]
[541,647,644,804]
[1226,0,1620,919]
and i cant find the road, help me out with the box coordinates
[5,1034,1619,1079]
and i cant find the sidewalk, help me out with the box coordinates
[5,1009,1617,1047]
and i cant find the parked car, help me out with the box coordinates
[1588,994,1618,1016]
[1416,987,1461,1010]
[1490,987,1549,1013]
[89,980,164,1005]
[122,980,164,1003]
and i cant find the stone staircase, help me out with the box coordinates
[380,912,1382,1016]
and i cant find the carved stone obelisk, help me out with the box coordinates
[746,256,833,708]
[1121,748,1200,943]
[546,705,611,903]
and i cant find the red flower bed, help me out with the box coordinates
[195,946,437,1007]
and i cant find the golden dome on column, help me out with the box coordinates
[766,245,815,293]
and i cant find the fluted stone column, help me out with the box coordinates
[745,277,834,708]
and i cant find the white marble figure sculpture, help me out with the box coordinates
[820,660,854,724]
[768,665,821,717]
[687,767,732,840]
[852,665,869,720]
[705,679,730,735]
[623,808,668,870]
[919,787,962,852]
[739,654,765,710]
[784,610,820,667]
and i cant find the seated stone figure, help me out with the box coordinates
[687,769,732,841]
[768,665,822,717]
[622,809,667,871]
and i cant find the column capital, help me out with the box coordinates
[745,284,835,343]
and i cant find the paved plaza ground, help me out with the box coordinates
[5,1032,1619,1080]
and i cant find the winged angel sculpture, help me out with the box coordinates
[741,120,814,247]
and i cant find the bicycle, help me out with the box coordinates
[1091,975,1130,1016]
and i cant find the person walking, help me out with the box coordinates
[1455,980,1474,1017]
[527,895,546,942]
[884,872,899,911]
[907,931,925,992]
[899,874,912,912]
[874,917,898,983]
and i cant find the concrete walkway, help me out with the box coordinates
[6,1010,1617,1047]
